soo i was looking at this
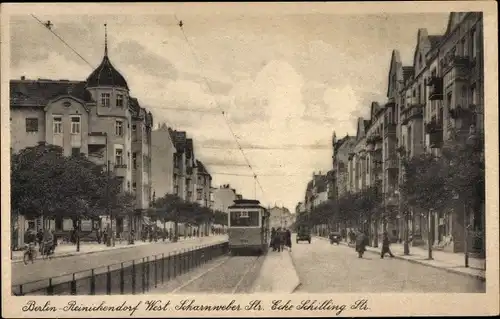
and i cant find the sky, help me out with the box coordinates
[9,11,450,212]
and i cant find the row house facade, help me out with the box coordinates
[10,38,154,244]
[342,12,484,254]
[212,184,242,214]
[421,12,484,254]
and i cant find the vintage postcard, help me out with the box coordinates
[1,1,498,317]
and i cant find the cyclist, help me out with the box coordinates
[41,229,54,256]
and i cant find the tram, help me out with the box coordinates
[227,199,270,255]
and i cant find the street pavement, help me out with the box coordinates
[291,236,485,293]
[250,249,300,293]
[11,235,227,287]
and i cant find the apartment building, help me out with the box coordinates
[332,133,356,198]
[422,12,484,253]
[10,35,153,243]
[212,184,239,214]
[195,160,213,208]
[151,123,177,199]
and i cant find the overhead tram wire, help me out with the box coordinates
[30,14,95,70]
[173,15,267,202]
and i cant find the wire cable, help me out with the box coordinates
[30,14,95,69]
[173,15,268,202]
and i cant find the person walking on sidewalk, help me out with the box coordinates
[285,228,292,252]
[381,231,395,258]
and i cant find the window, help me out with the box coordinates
[132,182,137,192]
[197,190,202,201]
[71,116,81,134]
[25,118,38,132]
[447,92,452,110]
[461,38,467,56]
[127,181,130,190]
[101,93,111,107]
[132,152,137,169]
[229,211,260,227]
[71,147,81,157]
[116,94,124,108]
[115,148,123,165]
[471,28,477,58]
[471,86,477,105]
[115,120,123,136]
[53,116,62,134]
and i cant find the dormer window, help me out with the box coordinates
[101,93,110,107]
[116,94,124,108]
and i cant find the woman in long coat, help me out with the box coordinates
[270,228,276,250]
[355,230,369,258]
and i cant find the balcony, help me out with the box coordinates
[427,76,444,101]
[385,158,398,170]
[443,55,471,77]
[114,164,128,177]
[401,104,424,125]
[88,132,106,145]
[426,119,444,148]
[384,123,397,136]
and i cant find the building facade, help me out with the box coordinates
[212,184,239,214]
[195,160,213,208]
[269,206,295,230]
[10,34,153,244]
[151,123,177,199]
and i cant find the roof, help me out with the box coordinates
[228,199,264,210]
[428,35,443,49]
[196,160,210,176]
[314,174,328,193]
[86,54,129,90]
[10,79,93,107]
[402,66,414,82]
[169,129,187,152]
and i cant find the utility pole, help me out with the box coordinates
[427,209,433,260]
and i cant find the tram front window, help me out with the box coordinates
[229,211,260,227]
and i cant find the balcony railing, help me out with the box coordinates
[385,158,398,170]
[401,104,424,125]
[88,132,107,145]
[384,123,397,136]
[114,164,128,177]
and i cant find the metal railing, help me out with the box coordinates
[12,242,229,296]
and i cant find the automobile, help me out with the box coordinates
[329,232,342,245]
[296,226,311,244]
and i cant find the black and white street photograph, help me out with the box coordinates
[2,3,496,313]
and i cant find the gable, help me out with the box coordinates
[413,29,430,72]
[355,117,365,140]
[386,50,401,97]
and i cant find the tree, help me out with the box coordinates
[11,143,110,229]
[400,152,452,214]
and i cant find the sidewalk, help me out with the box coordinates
[250,249,300,293]
[315,236,486,280]
[12,236,199,263]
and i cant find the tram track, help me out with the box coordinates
[157,254,265,294]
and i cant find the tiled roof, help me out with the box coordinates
[428,35,443,49]
[196,160,210,176]
[86,55,129,90]
[10,79,93,107]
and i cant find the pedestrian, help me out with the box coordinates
[285,228,292,251]
[103,229,108,246]
[381,231,395,258]
[355,230,368,258]
[275,227,283,252]
[270,228,276,251]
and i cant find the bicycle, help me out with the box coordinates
[40,242,55,260]
[23,244,37,265]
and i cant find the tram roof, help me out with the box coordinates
[228,199,265,210]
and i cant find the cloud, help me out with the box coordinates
[114,40,178,79]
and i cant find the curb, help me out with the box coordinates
[286,250,301,294]
[10,237,215,264]
[315,236,486,281]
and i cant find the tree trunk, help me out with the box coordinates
[174,210,179,243]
